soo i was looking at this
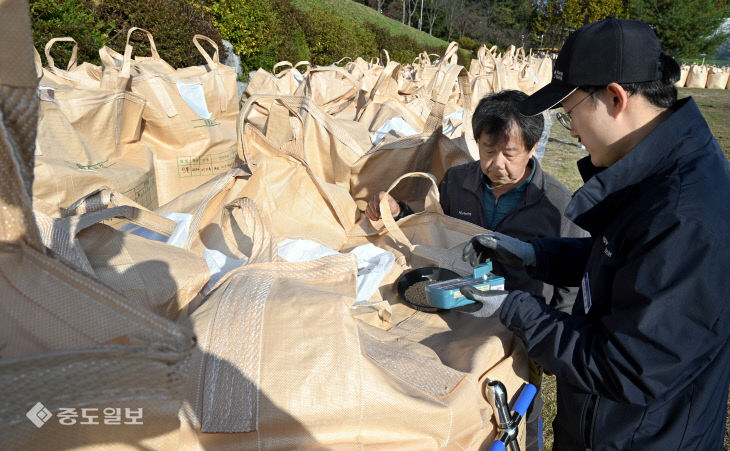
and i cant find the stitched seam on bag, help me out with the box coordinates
[202,276,272,432]
[358,326,465,398]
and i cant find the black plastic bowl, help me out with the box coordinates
[396,267,461,312]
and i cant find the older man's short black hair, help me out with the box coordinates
[472,90,544,150]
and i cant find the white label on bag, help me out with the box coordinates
[176,80,211,119]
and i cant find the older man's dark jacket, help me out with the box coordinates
[499,98,730,450]
[438,157,588,312]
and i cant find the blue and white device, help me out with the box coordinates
[425,262,505,309]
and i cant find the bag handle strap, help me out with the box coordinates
[379,172,442,250]
[126,27,161,60]
[97,44,132,91]
[33,47,44,80]
[334,56,351,66]
[221,198,278,265]
[192,34,220,67]
[294,60,311,74]
[380,49,391,66]
[438,41,459,66]
[192,35,230,112]
[45,37,78,71]
[39,205,176,274]
[272,61,293,75]
[68,205,177,238]
[367,61,402,102]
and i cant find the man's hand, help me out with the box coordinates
[366,191,400,221]
[456,288,509,317]
[462,232,536,268]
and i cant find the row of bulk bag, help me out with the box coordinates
[675,64,730,89]
[33,27,241,212]
[99,28,240,205]
[33,41,159,210]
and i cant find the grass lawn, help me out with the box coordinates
[293,0,447,48]
[539,87,730,451]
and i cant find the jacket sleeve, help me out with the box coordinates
[501,218,729,406]
[548,216,592,311]
[529,236,592,287]
[438,172,450,216]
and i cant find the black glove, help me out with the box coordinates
[462,232,536,268]
[456,287,509,317]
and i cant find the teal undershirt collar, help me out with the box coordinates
[482,158,536,230]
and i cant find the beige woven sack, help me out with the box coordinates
[177,197,527,449]
[241,60,310,103]
[0,4,194,448]
[356,61,429,131]
[294,64,361,116]
[101,29,240,205]
[349,66,476,207]
[35,193,209,322]
[675,65,688,87]
[162,125,359,253]
[529,51,553,90]
[34,44,158,210]
[706,66,729,90]
[37,37,102,88]
[685,64,709,88]
[239,94,372,192]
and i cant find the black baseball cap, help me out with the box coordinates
[519,17,663,116]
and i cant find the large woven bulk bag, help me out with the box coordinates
[706,66,729,89]
[34,45,158,210]
[177,198,529,449]
[38,37,102,88]
[0,4,194,449]
[101,29,241,205]
[685,64,709,88]
[675,64,690,87]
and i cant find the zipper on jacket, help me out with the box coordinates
[583,394,599,450]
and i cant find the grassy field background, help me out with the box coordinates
[538,87,730,450]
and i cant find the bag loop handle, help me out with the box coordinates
[45,37,78,71]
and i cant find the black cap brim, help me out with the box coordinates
[518,81,577,116]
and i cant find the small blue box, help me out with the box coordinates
[425,262,505,309]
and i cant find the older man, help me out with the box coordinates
[367,89,587,451]
[461,18,730,450]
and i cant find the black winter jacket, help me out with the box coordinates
[438,157,588,312]
[500,98,730,450]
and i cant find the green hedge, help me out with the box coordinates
[30,0,108,68]
[30,0,470,79]
[31,0,225,69]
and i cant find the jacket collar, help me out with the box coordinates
[464,157,546,208]
[566,97,711,230]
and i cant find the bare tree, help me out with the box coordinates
[440,0,465,41]
[455,3,480,39]
[423,0,440,35]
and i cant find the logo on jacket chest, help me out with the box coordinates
[457,210,472,217]
[602,235,613,258]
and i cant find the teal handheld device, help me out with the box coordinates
[424,262,505,309]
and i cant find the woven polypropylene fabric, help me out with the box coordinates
[0,86,41,248]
